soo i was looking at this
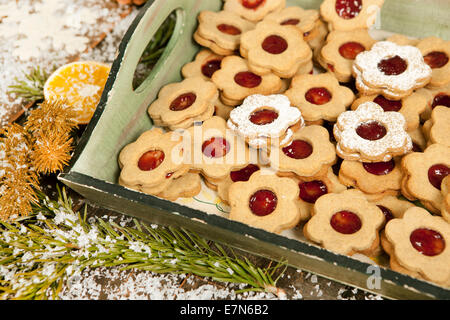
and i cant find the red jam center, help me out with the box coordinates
[412,142,423,153]
[377,205,394,224]
[335,0,362,20]
[230,164,260,182]
[330,211,362,234]
[378,55,408,76]
[249,189,278,216]
[241,0,265,9]
[362,159,395,176]
[305,87,332,105]
[234,71,262,88]
[262,35,288,54]
[423,51,449,69]
[299,180,328,204]
[432,93,450,109]
[282,140,313,159]
[217,24,241,35]
[281,18,300,25]
[249,108,279,125]
[373,95,403,112]
[202,137,230,158]
[339,42,365,60]
[170,92,197,111]
[410,228,446,257]
[427,164,449,190]
[356,121,387,141]
[138,150,165,171]
[201,59,222,78]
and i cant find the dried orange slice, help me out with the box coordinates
[43,61,111,124]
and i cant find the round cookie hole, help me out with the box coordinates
[241,0,265,9]
[427,164,449,190]
[424,51,449,69]
[330,210,362,234]
[202,137,230,158]
[282,140,313,159]
[410,228,446,257]
[262,35,288,54]
[339,42,365,60]
[230,164,260,182]
[217,24,241,35]
[249,108,279,125]
[373,95,403,112]
[234,71,262,88]
[377,55,408,76]
[305,87,333,105]
[299,180,328,204]
[249,189,278,216]
[138,150,165,171]
[335,0,362,20]
[170,92,197,111]
[356,120,387,141]
[362,159,395,176]
[201,59,222,78]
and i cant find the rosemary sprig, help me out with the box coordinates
[0,186,286,300]
[7,66,51,102]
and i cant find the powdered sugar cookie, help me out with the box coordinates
[334,102,412,162]
[416,37,450,89]
[223,0,286,22]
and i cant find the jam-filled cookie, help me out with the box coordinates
[304,189,384,256]
[227,94,304,149]
[416,37,450,89]
[441,176,450,223]
[368,195,415,228]
[417,82,450,121]
[334,102,412,162]
[320,0,385,31]
[318,29,376,83]
[386,34,420,47]
[148,77,217,129]
[353,41,432,99]
[157,172,202,201]
[181,49,225,81]
[223,0,286,22]
[211,55,283,106]
[422,106,450,148]
[240,21,312,78]
[401,143,450,214]
[228,171,301,234]
[285,73,354,122]
[216,163,261,204]
[383,207,450,287]
[194,10,255,56]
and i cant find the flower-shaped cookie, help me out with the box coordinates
[285,73,354,122]
[422,106,450,148]
[228,171,301,234]
[181,49,225,81]
[386,34,419,47]
[227,94,304,149]
[417,82,450,121]
[369,195,415,228]
[338,158,403,195]
[216,163,261,204]
[148,77,217,129]
[304,189,384,256]
[156,172,202,201]
[416,37,450,88]
[118,129,188,194]
[351,91,428,132]
[441,176,450,223]
[401,143,450,214]
[353,41,432,99]
[268,125,336,178]
[211,55,283,106]
[384,207,450,287]
[240,21,312,78]
[308,19,329,55]
[184,116,251,180]
[334,102,412,162]
[264,6,320,41]
[318,29,376,83]
[320,0,385,31]
[194,10,255,56]
[223,0,286,22]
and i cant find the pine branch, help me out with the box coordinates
[0,186,287,300]
[7,67,51,102]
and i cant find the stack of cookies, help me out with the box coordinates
[117,0,450,288]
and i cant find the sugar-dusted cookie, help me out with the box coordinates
[353,41,432,99]
[240,21,312,78]
[227,94,304,149]
[194,11,255,56]
[441,176,450,223]
[417,82,450,121]
[268,125,336,179]
[320,0,385,31]
[422,106,450,148]
[334,102,412,162]
[228,171,301,234]
[148,77,217,129]
[304,189,384,256]
[223,0,286,22]
[384,207,450,287]
[211,55,283,106]
[351,91,428,132]
[318,29,376,82]
[181,49,225,81]
[416,37,450,88]
[157,172,202,201]
[338,158,403,196]
[285,73,354,122]
[401,143,450,214]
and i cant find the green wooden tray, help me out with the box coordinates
[59,0,450,300]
